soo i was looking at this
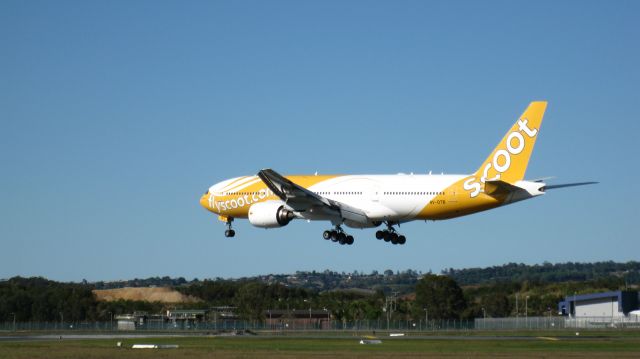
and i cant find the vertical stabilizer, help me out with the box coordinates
[474,101,547,184]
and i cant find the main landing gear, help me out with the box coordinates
[322,226,354,245]
[224,218,236,238]
[375,222,406,245]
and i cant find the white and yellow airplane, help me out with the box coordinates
[200,102,595,245]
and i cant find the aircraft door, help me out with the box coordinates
[370,184,381,202]
[449,189,458,204]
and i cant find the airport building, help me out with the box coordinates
[558,290,639,318]
[264,309,332,330]
[114,311,149,330]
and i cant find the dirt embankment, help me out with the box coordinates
[93,287,201,303]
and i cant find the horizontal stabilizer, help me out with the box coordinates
[484,180,522,197]
[543,182,598,190]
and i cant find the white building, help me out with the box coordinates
[558,290,639,318]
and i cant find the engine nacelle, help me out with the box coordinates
[248,201,294,228]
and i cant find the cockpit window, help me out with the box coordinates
[204,190,209,195]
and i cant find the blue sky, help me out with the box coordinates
[1,1,638,282]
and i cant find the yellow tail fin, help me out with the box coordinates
[474,101,547,184]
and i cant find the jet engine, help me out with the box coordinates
[248,201,294,228]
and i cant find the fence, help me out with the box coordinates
[475,316,640,330]
[2,317,639,332]
[0,319,473,332]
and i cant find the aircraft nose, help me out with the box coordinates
[200,192,210,209]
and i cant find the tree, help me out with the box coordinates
[480,292,511,317]
[234,282,269,320]
[413,274,466,320]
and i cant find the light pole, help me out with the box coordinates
[304,299,311,329]
[573,291,577,328]
[60,312,64,329]
[482,307,486,330]
[515,293,519,318]
[423,307,428,331]
[108,312,113,331]
[384,299,389,330]
[525,296,530,328]
[10,313,15,332]
[323,308,329,330]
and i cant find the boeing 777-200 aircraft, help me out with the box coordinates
[200,102,595,245]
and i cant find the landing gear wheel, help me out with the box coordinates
[346,235,354,245]
[325,225,354,245]
[390,233,399,245]
[380,222,406,246]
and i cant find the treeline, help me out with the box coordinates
[445,261,640,285]
[177,280,387,321]
[181,273,637,321]
[0,277,163,322]
[0,276,389,323]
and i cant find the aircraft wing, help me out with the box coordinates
[257,168,369,224]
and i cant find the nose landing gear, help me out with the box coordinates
[375,222,406,245]
[224,218,235,238]
[322,226,354,245]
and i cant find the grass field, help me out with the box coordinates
[1,331,640,358]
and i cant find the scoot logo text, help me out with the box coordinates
[211,189,274,212]
[463,118,538,198]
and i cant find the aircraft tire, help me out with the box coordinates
[398,235,406,245]
[346,235,354,245]
[323,230,332,240]
[375,231,384,240]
